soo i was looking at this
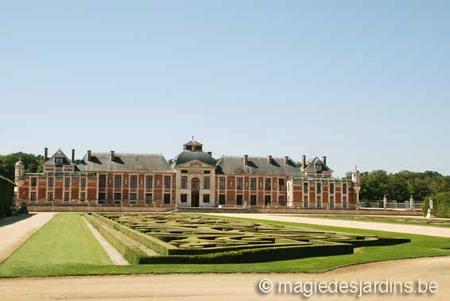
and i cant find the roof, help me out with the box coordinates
[303,157,333,172]
[45,149,71,165]
[77,153,173,172]
[183,139,202,147]
[174,151,216,166]
[217,156,302,176]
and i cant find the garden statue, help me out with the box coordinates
[426,198,435,218]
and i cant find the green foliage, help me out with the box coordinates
[0,178,14,217]
[360,170,449,202]
[422,192,450,218]
[0,152,44,180]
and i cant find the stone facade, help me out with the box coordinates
[15,139,360,209]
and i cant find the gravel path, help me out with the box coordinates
[0,212,56,262]
[0,256,448,300]
[207,213,450,238]
[82,217,129,265]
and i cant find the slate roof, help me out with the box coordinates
[174,151,216,166]
[45,149,72,165]
[303,157,333,172]
[77,153,173,172]
[216,156,302,176]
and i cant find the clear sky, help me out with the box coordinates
[1,0,449,176]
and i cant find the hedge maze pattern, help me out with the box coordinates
[85,213,410,264]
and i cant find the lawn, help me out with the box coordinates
[0,213,449,277]
[0,213,111,277]
[286,214,450,228]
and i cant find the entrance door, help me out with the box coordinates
[191,177,200,207]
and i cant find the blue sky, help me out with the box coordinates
[1,0,449,176]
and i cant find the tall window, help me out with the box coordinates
[80,177,86,188]
[114,175,122,189]
[180,194,187,203]
[163,193,171,204]
[264,195,271,206]
[236,194,243,205]
[303,182,308,193]
[329,183,335,194]
[30,192,36,201]
[329,195,335,209]
[203,194,210,203]
[145,175,153,190]
[129,193,137,202]
[47,177,54,188]
[278,195,286,206]
[164,176,171,189]
[114,193,122,202]
[278,178,285,190]
[236,177,243,190]
[64,177,70,188]
[265,178,271,191]
[250,195,257,206]
[342,183,348,195]
[303,195,308,208]
[130,175,138,189]
[250,178,257,191]
[316,182,322,193]
[47,192,53,202]
[219,194,226,205]
[145,193,153,204]
[219,177,226,190]
[181,176,188,189]
[99,175,107,188]
[204,176,210,189]
[80,192,86,202]
[64,192,69,202]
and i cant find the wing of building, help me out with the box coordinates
[14,139,360,210]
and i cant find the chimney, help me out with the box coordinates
[284,156,289,164]
[302,155,306,168]
[87,150,92,161]
[268,155,273,164]
[322,156,327,165]
[110,150,115,162]
[44,147,48,161]
[207,151,212,156]
[71,149,75,162]
[243,154,248,165]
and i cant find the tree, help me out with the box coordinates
[0,152,44,180]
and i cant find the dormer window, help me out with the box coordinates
[315,163,322,172]
[55,157,63,165]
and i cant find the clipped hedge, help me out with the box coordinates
[0,178,14,218]
[422,192,450,218]
[139,242,354,264]
[84,214,145,264]
[90,213,173,255]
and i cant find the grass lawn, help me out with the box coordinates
[0,213,449,277]
[285,214,450,228]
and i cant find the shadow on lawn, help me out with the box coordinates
[0,213,35,227]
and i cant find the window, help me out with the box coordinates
[219,194,226,205]
[342,183,348,195]
[219,177,226,190]
[329,183,335,194]
[55,157,63,165]
[236,194,243,205]
[163,193,171,204]
[181,169,188,174]
[303,182,308,193]
[278,178,285,190]
[47,177,54,187]
[114,193,122,202]
[164,176,171,189]
[64,192,69,202]
[130,175,138,189]
[343,195,348,209]
[47,192,53,202]
[265,178,271,191]
[203,194,210,203]
[64,177,70,188]
[250,178,257,191]
[129,193,137,202]
[180,194,188,203]
[250,195,257,206]
[145,175,153,189]
[114,175,122,189]
[315,163,322,172]
[80,177,86,188]
[329,195,335,209]
[204,176,210,189]
[317,182,322,193]
[181,176,188,189]
[264,195,271,206]
[99,175,107,188]
[80,192,86,202]
[30,191,36,201]
[145,193,153,204]
[204,170,210,174]
[236,177,243,190]
[316,195,322,208]
[278,195,286,206]
[98,193,106,203]
[303,195,308,208]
